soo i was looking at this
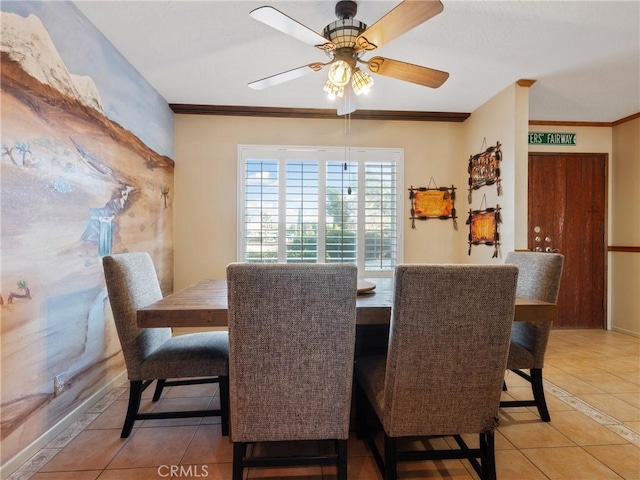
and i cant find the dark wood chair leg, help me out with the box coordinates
[384,434,397,480]
[232,442,245,480]
[531,368,551,422]
[121,380,143,438]
[480,432,496,480]
[355,381,367,440]
[152,379,166,402]
[501,368,551,422]
[219,376,230,436]
[336,439,348,480]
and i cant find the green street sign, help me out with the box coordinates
[528,132,577,145]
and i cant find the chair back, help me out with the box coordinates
[505,251,564,303]
[103,252,171,380]
[505,252,564,366]
[381,264,518,437]
[226,263,358,442]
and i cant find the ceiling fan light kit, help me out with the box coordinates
[249,0,449,115]
[328,59,353,87]
[351,68,374,95]
[323,79,345,99]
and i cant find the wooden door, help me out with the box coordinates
[528,153,607,329]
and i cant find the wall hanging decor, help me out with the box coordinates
[467,195,501,257]
[409,179,457,229]
[467,140,502,203]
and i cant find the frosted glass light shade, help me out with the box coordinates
[323,80,345,98]
[328,60,352,87]
[352,69,374,95]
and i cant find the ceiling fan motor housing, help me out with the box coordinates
[323,1,366,52]
[323,19,367,50]
[335,0,357,19]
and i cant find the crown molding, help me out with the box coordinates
[529,119,613,127]
[530,112,640,128]
[612,112,640,126]
[170,104,637,126]
[169,104,470,122]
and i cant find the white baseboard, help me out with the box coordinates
[611,325,640,338]
[1,371,127,480]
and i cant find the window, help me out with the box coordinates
[238,145,403,276]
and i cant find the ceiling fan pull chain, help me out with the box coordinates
[343,112,353,194]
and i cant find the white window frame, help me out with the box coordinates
[237,144,404,277]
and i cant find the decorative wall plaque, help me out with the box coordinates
[468,141,502,202]
[466,205,501,257]
[409,182,457,229]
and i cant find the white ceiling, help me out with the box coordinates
[74,0,639,123]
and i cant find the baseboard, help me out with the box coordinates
[1,371,127,480]
[611,326,640,338]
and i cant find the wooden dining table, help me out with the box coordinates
[137,277,556,329]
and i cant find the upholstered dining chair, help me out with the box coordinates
[226,263,358,480]
[500,251,564,422]
[102,252,229,438]
[355,264,519,480]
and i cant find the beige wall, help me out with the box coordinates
[610,117,640,336]
[173,82,531,287]
[527,125,613,155]
[173,91,639,336]
[174,116,465,289]
[461,83,530,261]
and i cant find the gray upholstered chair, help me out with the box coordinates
[355,264,519,480]
[226,263,358,480]
[500,251,564,422]
[102,252,229,438]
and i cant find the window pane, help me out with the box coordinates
[364,162,397,271]
[240,147,401,273]
[286,161,318,263]
[244,159,278,262]
[326,161,357,263]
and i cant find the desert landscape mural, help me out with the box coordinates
[1,4,174,464]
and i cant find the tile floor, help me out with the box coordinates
[8,329,640,480]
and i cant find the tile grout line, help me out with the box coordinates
[6,385,127,480]
[543,379,640,447]
[6,371,637,478]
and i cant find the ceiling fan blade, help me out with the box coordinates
[337,84,356,116]
[250,6,334,51]
[356,0,444,52]
[248,63,324,90]
[367,56,449,88]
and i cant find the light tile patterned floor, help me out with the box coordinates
[8,329,640,480]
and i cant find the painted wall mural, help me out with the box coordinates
[0,1,174,464]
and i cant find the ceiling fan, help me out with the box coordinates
[248,0,449,115]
